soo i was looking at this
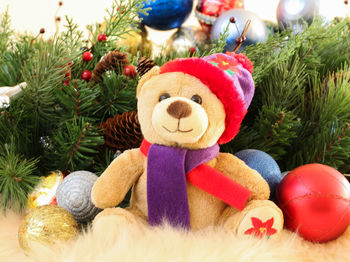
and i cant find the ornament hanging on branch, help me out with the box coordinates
[235,149,282,198]
[27,170,64,210]
[166,26,209,54]
[91,50,129,82]
[138,0,193,30]
[277,0,320,32]
[211,9,268,53]
[100,111,143,152]
[276,163,350,243]
[195,0,244,35]
[18,205,79,252]
[117,24,153,57]
[56,171,101,223]
[99,22,152,56]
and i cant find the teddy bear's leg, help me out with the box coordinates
[219,200,284,238]
[92,207,146,236]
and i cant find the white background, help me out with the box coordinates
[0,0,349,47]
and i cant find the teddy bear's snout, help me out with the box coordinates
[167,100,192,119]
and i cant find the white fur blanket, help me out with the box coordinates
[1,210,350,262]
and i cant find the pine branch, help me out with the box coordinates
[93,72,137,120]
[0,141,40,211]
[225,106,300,163]
[318,123,350,173]
[56,79,100,121]
[21,38,79,126]
[59,16,85,51]
[0,8,13,56]
[45,117,104,172]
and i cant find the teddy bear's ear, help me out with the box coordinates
[136,66,160,98]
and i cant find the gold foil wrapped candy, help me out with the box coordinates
[18,205,79,251]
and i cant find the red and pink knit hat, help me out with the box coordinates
[160,52,255,145]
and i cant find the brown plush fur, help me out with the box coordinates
[1,210,350,262]
[92,67,283,234]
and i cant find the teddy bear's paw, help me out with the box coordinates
[237,204,283,239]
[92,208,141,238]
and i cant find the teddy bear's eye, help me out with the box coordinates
[159,93,170,102]
[191,95,202,105]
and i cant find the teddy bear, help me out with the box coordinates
[91,52,284,238]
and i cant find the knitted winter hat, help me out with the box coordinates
[159,52,255,145]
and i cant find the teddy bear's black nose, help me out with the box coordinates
[167,100,192,119]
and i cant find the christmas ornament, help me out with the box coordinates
[166,26,209,54]
[211,9,268,53]
[234,149,282,198]
[124,65,137,78]
[81,70,92,81]
[18,205,79,251]
[82,51,93,62]
[27,170,64,209]
[195,0,244,34]
[99,22,152,56]
[277,0,320,32]
[117,27,152,57]
[139,0,193,30]
[137,57,157,77]
[100,111,143,152]
[91,50,129,82]
[56,171,101,223]
[98,33,107,42]
[276,163,350,243]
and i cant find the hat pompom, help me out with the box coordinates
[226,52,254,74]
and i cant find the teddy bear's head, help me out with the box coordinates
[136,53,255,150]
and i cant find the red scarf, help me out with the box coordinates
[140,140,251,211]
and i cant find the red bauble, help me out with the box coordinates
[98,34,107,42]
[82,51,93,61]
[276,163,350,243]
[124,65,137,78]
[195,0,244,34]
[81,70,92,81]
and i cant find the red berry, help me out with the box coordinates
[189,47,196,56]
[98,34,107,42]
[65,72,71,78]
[81,70,92,81]
[82,51,93,62]
[124,65,137,78]
[63,79,70,86]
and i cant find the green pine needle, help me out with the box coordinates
[0,143,40,211]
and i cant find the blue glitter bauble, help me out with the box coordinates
[210,9,268,53]
[235,149,282,198]
[139,0,193,31]
[277,0,320,32]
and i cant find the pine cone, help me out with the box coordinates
[137,57,157,77]
[91,50,129,82]
[100,111,143,152]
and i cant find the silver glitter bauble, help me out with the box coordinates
[210,9,268,53]
[56,171,101,223]
[277,0,320,32]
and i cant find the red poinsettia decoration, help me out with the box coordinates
[208,54,242,76]
[244,217,277,238]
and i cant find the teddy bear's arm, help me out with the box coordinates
[215,153,270,200]
[91,148,145,209]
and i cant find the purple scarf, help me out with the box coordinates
[146,143,219,229]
